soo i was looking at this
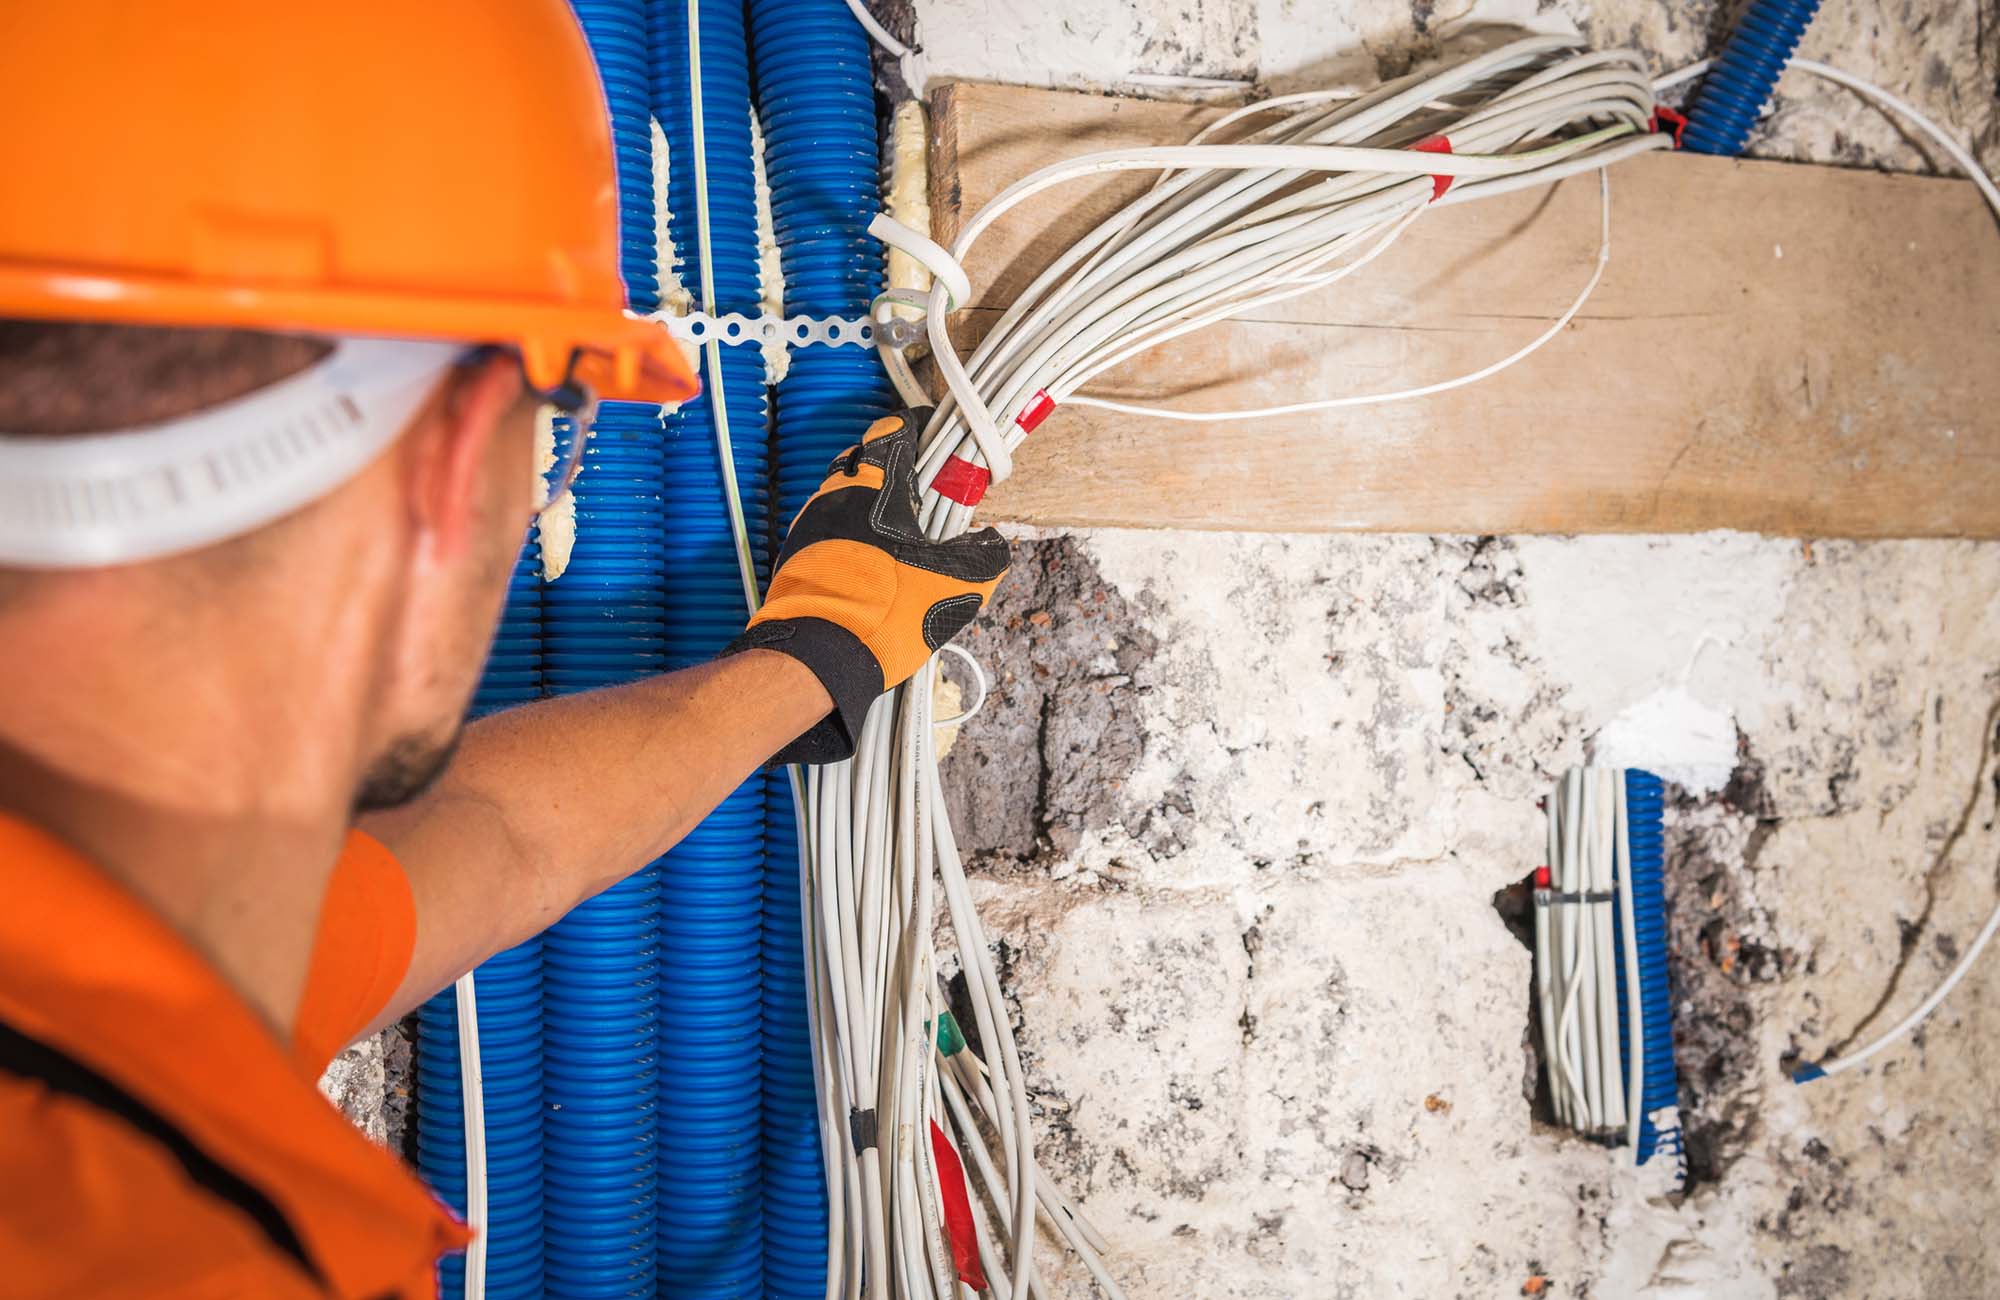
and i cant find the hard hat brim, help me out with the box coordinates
[0,263,701,407]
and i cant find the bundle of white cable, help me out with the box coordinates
[827,38,1671,1299]
[894,33,1670,491]
[1534,767,1642,1148]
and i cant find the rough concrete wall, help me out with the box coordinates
[946,532,2000,1299]
[320,1017,413,1154]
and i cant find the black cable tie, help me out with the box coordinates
[849,1106,880,1154]
[1545,889,1618,904]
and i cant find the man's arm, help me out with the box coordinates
[355,408,1008,1037]
[358,649,828,1031]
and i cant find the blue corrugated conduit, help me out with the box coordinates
[539,403,669,1299]
[1682,0,1823,156]
[421,4,900,1292]
[651,1,770,1294]
[419,534,549,1300]
[540,3,671,1295]
[576,0,665,315]
[1614,770,1681,1164]
[748,3,896,1293]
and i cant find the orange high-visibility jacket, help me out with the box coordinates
[0,815,468,1297]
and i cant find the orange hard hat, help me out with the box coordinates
[0,0,697,407]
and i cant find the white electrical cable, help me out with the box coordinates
[682,10,858,1300]
[685,0,763,616]
[1061,167,1610,421]
[930,642,990,727]
[1612,769,1646,1156]
[1807,903,2000,1080]
[1655,57,2000,221]
[897,38,1667,525]
[842,0,927,96]
[453,973,489,1300]
[842,0,909,59]
[868,214,969,309]
[1786,59,2000,217]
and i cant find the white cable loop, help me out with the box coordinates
[930,643,990,727]
[1064,168,1615,421]
[869,212,971,310]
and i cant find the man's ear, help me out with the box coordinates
[402,352,525,561]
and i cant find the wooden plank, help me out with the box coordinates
[927,81,2000,537]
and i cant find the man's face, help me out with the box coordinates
[351,369,541,812]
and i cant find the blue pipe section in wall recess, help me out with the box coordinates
[1610,770,1681,1166]
[749,2,897,1293]
[419,531,548,1300]
[651,0,769,1294]
[541,3,672,1294]
[1681,0,1823,156]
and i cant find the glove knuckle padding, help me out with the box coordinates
[923,593,984,652]
[861,413,908,444]
[865,440,927,543]
[890,534,1009,582]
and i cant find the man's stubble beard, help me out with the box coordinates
[352,724,463,814]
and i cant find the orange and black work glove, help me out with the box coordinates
[727,409,1011,764]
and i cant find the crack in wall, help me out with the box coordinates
[1824,693,2000,1057]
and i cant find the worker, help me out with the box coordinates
[0,4,1008,1296]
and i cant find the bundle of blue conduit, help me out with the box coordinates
[414,1,886,1295]
[652,0,771,1294]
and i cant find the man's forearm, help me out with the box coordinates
[358,649,831,1030]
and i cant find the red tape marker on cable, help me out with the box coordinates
[931,455,991,506]
[930,390,1058,506]
[1015,388,1056,433]
[930,1120,989,1291]
[1650,104,1689,149]
[1411,134,1453,201]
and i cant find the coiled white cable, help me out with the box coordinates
[897,37,1668,545]
[833,39,1672,1299]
